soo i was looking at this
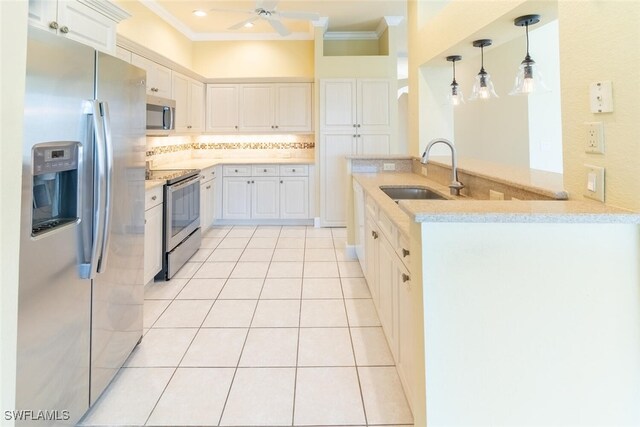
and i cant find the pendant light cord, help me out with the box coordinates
[480,45,485,73]
[525,22,530,57]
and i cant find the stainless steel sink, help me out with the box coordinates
[379,186,448,202]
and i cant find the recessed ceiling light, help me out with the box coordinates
[244,22,254,28]
[192,10,207,17]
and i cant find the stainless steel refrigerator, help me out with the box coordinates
[16,27,146,425]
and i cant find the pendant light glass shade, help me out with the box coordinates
[469,39,498,101]
[510,14,549,95]
[446,55,464,105]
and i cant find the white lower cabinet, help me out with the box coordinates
[200,176,216,232]
[378,233,399,360]
[356,184,416,411]
[222,164,311,221]
[280,177,309,219]
[223,177,252,220]
[251,177,280,219]
[144,186,163,284]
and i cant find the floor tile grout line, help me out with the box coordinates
[216,225,279,427]
[143,226,241,426]
[337,234,370,427]
[290,226,306,426]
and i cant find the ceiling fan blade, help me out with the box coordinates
[275,11,320,21]
[228,16,259,30]
[257,0,279,11]
[268,19,291,36]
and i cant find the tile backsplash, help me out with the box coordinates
[146,134,315,167]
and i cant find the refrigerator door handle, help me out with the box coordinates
[97,101,113,273]
[79,100,107,279]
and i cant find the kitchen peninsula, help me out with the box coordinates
[349,156,640,426]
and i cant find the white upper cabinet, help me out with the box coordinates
[172,72,204,133]
[131,53,172,98]
[275,83,313,132]
[206,83,312,133]
[206,84,240,132]
[240,84,275,132]
[28,0,128,54]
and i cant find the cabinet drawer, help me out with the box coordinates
[145,185,163,210]
[200,166,216,183]
[377,209,397,244]
[396,232,411,270]
[252,165,279,176]
[279,165,308,176]
[223,165,251,176]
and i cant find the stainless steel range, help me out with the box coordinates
[147,168,201,280]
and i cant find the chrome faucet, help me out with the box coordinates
[420,138,464,196]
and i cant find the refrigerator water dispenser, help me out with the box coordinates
[31,142,79,236]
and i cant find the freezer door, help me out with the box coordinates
[17,27,95,425]
[89,53,146,405]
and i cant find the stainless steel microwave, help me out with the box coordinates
[146,95,175,135]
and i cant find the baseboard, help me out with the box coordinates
[344,245,358,261]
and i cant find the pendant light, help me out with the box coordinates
[470,39,498,100]
[446,55,464,105]
[510,14,549,95]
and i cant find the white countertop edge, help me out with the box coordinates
[154,158,315,170]
[347,155,414,160]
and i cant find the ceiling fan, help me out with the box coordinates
[211,0,320,37]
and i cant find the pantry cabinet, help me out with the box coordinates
[131,53,172,98]
[206,83,312,133]
[319,78,393,226]
[173,72,204,133]
[144,185,163,284]
[28,0,128,54]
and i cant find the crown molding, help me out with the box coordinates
[78,0,130,22]
[139,0,198,40]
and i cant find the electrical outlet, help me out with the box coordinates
[583,164,605,202]
[489,190,504,200]
[383,163,396,171]
[585,122,605,154]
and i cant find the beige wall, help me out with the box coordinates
[192,40,314,78]
[0,0,28,421]
[558,1,640,211]
[114,0,194,69]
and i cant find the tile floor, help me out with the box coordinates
[80,225,413,427]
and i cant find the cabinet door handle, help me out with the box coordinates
[234,125,238,129]
[353,134,357,138]
[280,180,283,184]
[292,169,296,172]
[60,26,69,34]
[402,248,410,257]
[402,273,410,283]
[357,124,361,128]
[275,125,278,129]
[251,180,255,184]
[371,231,378,239]
[206,185,211,189]
[263,169,267,172]
[49,21,59,30]
[247,180,250,184]
[353,124,357,128]
[235,169,238,172]
[151,195,157,201]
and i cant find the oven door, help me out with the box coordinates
[166,175,200,251]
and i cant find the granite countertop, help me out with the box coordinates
[353,173,640,227]
[145,179,165,190]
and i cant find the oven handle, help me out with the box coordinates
[167,175,200,192]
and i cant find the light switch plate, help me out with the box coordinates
[590,81,613,113]
[585,122,605,154]
[583,164,605,202]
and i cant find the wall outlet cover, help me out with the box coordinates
[585,122,605,154]
[383,163,396,171]
[583,164,605,202]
